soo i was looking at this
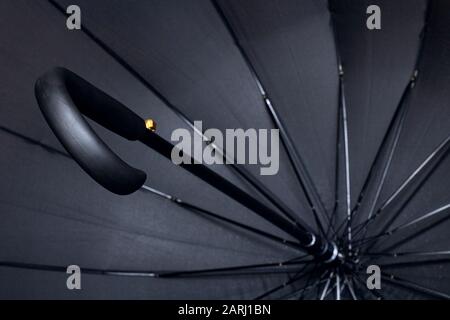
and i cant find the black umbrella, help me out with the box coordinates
[0,0,449,300]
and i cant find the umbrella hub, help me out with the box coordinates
[314,241,341,263]
[314,240,365,269]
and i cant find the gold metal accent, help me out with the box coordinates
[145,119,156,132]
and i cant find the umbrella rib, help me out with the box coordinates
[365,250,450,259]
[46,0,309,232]
[381,272,450,300]
[254,264,311,300]
[319,271,334,300]
[344,275,358,300]
[327,11,341,242]
[140,185,305,252]
[375,216,450,254]
[351,276,366,300]
[352,135,450,239]
[324,282,337,300]
[339,77,353,251]
[389,203,450,233]
[313,270,331,300]
[0,256,311,279]
[327,11,354,242]
[324,271,344,300]
[352,203,450,248]
[0,125,70,159]
[272,266,321,300]
[1,124,305,253]
[376,136,450,215]
[378,258,450,269]
[295,263,320,300]
[156,255,310,278]
[281,274,327,300]
[0,262,158,277]
[211,0,331,237]
[335,272,341,300]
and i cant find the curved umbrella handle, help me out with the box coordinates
[35,67,147,195]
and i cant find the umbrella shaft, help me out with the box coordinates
[139,131,338,262]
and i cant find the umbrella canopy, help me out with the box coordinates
[0,0,449,299]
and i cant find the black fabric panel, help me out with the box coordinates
[55,0,314,225]
[216,0,339,213]
[329,0,427,208]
